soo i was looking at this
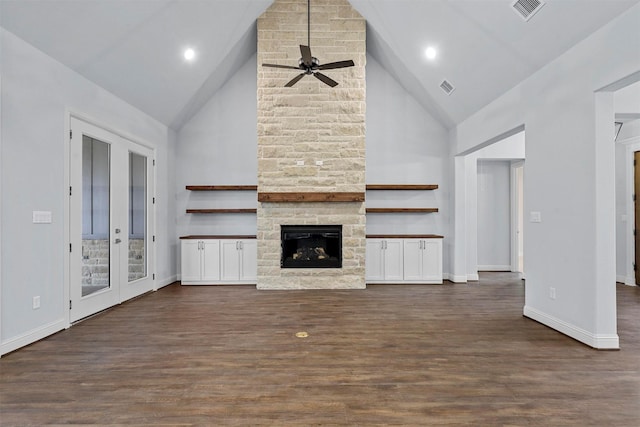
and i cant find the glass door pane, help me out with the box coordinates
[128,152,147,282]
[81,136,111,296]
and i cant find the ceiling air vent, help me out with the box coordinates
[512,0,545,21]
[440,80,455,95]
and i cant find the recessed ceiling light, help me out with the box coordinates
[425,46,437,60]
[184,48,196,61]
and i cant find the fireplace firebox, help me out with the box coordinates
[281,225,342,268]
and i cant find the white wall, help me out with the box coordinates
[0,28,175,355]
[175,54,451,276]
[451,4,640,348]
[615,139,628,283]
[365,56,450,272]
[477,161,512,270]
[176,53,259,245]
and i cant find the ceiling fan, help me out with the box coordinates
[261,0,355,87]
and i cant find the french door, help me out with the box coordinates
[69,117,155,322]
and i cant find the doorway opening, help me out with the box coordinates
[612,79,640,287]
[454,129,525,282]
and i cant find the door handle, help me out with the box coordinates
[114,238,121,244]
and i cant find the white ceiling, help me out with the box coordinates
[1,0,638,130]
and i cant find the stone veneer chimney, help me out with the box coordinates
[256,0,366,289]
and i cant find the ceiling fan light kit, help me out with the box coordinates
[261,0,355,87]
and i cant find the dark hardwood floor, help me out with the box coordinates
[1,273,639,426]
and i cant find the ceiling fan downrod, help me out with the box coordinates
[308,0,310,48]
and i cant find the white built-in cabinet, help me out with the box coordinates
[220,239,257,283]
[181,237,256,285]
[366,236,443,284]
[180,239,220,283]
[365,238,404,282]
[402,238,443,283]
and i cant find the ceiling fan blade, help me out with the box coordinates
[300,45,313,67]
[262,63,301,70]
[314,72,339,87]
[285,73,306,87]
[318,60,355,70]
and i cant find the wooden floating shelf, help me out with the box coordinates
[186,185,257,191]
[186,209,257,214]
[366,184,438,191]
[367,234,444,239]
[366,208,439,213]
[258,192,365,203]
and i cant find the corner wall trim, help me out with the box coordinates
[448,274,468,283]
[157,275,178,289]
[0,319,66,357]
[523,305,619,349]
[467,273,479,281]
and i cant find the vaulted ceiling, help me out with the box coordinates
[1,0,638,130]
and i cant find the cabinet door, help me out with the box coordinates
[239,240,257,281]
[365,239,385,281]
[201,240,221,282]
[421,239,442,282]
[403,239,423,281]
[384,239,404,281]
[181,240,202,283]
[220,240,241,281]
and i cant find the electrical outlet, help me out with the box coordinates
[33,296,41,309]
[315,160,323,166]
[549,287,556,300]
[296,160,305,166]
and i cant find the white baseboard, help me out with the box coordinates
[523,305,619,349]
[157,275,178,289]
[618,275,636,287]
[478,265,512,271]
[447,274,468,283]
[467,273,479,281]
[1,319,66,357]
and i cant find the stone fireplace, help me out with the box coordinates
[256,0,366,289]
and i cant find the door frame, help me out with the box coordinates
[510,160,525,277]
[622,135,640,286]
[64,112,156,326]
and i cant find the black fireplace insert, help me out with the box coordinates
[281,225,342,268]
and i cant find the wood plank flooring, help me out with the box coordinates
[1,273,639,426]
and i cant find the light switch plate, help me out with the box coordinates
[33,211,52,224]
[296,160,305,166]
[530,211,541,223]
